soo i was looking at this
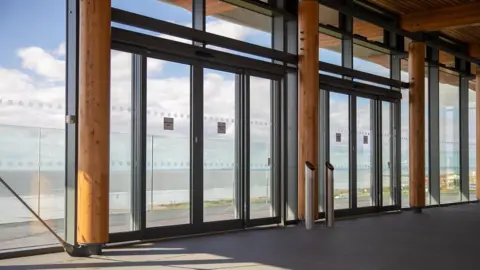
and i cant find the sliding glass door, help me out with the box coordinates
[108,49,282,239]
[322,89,400,217]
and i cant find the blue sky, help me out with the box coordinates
[0,0,387,77]
[0,1,66,68]
[0,0,471,162]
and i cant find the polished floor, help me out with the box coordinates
[1,203,479,270]
[3,191,472,253]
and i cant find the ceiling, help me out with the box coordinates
[364,0,478,14]
[363,0,480,50]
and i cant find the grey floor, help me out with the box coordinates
[1,192,469,252]
[1,203,479,270]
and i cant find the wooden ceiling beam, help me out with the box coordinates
[400,2,480,32]
[469,44,480,59]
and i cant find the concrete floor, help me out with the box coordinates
[0,192,468,252]
[1,203,479,270]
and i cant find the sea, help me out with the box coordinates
[0,124,473,225]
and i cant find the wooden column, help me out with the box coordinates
[476,71,480,200]
[408,42,426,209]
[298,0,319,219]
[77,0,111,244]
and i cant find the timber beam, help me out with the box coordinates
[400,2,480,32]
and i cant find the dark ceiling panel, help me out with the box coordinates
[442,26,480,44]
[363,0,480,15]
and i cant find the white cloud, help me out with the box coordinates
[17,47,65,82]
[157,19,254,51]
[54,42,66,57]
[206,19,252,41]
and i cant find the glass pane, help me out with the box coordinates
[112,0,192,28]
[0,0,66,251]
[353,18,384,43]
[357,98,374,207]
[400,60,409,207]
[439,71,460,204]
[469,82,476,200]
[206,2,271,48]
[250,76,273,219]
[353,44,390,78]
[425,71,429,205]
[204,69,238,222]
[319,4,338,27]
[109,50,132,233]
[319,33,342,67]
[439,52,455,68]
[382,102,393,206]
[329,93,349,209]
[146,58,191,227]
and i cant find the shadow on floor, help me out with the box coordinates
[2,203,479,270]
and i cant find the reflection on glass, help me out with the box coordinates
[469,84,476,200]
[112,0,192,28]
[329,93,349,209]
[319,4,339,27]
[353,18,384,43]
[400,85,409,207]
[319,33,342,66]
[357,98,374,207]
[353,44,390,78]
[439,71,460,204]
[0,126,61,250]
[250,76,273,219]
[439,52,455,68]
[206,2,271,48]
[109,50,132,233]
[382,102,393,206]
[425,74,429,205]
[0,0,66,251]
[204,69,238,222]
[146,58,191,227]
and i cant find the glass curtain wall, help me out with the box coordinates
[329,93,350,209]
[0,0,66,251]
[320,8,405,212]
[108,0,289,237]
[469,80,476,200]
[249,76,274,219]
[146,59,191,227]
[203,69,238,222]
[109,50,133,233]
[357,97,374,207]
[206,1,272,49]
[112,0,193,28]
[439,71,461,204]
[319,4,342,78]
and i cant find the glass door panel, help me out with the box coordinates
[146,58,191,227]
[439,74,461,203]
[249,76,273,219]
[203,69,238,222]
[357,97,375,207]
[382,101,393,206]
[329,92,350,209]
[109,50,133,233]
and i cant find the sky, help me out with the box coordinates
[0,0,475,171]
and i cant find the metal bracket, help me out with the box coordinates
[66,115,77,124]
